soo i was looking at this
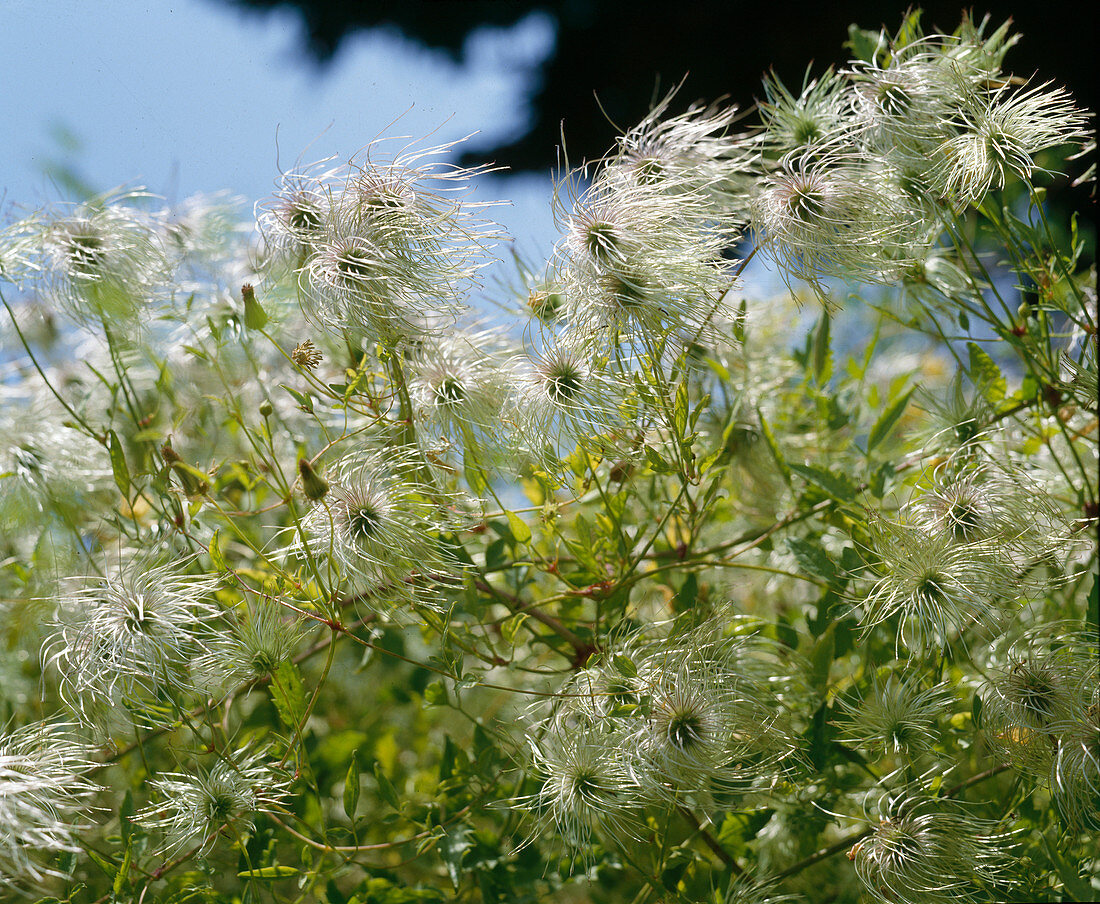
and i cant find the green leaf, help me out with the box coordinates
[106,430,130,499]
[613,654,638,679]
[269,660,306,730]
[280,383,314,414]
[86,850,117,879]
[119,790,134,845]
[463,456,489,497]
[845,23,884,63]
[1087,573,1098,637]
[439,824,472,890]
[869,461,895,498]
[756,409,791,485]
[967,342,1006,402]
[505,510,531,544]
[867,386,914,455]
[809,622,836,690]
[113,842,131,896]
[788,462,857,502]
[208,529,227,572]
[786,537,838,586]
[374,762,401,811]
[237,866,300,879]
[674,572,698,611]
[812,310,832,383]
[501,612,527,646]
[344,753,361,821]
[673,379,690,438]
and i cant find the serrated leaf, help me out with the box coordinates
[374,762,400,811]
[343,753,361,821]
[786,537,839,586]
[789,462,857,502]
[867,386,914,455]
[269,660,306,730]
[505,510,531,544]
[237,866,300,879]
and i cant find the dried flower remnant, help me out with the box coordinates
[292,338,324,369]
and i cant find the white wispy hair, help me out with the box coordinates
[852,791,1017,904]
[929,79,1089,206]
[295,447,463,609]
[136,746,291,856]
[0,721,101,887]
[264,138,500,347]
[44,557,223,730]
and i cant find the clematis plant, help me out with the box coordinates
[0,10,1095,903]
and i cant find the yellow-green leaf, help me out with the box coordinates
[237,866,300,879]
[505,510,531,544]
[343,753,361,821]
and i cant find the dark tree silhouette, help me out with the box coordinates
[221,0,1095,175]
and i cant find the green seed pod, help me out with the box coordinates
[241,283,268,330]
[298,458,329,501]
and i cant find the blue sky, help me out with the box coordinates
[0,0,560,257]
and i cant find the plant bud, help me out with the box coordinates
[259,400,274,418]
[298,458,329,500]
[242,283,268,329]
[161,439,209,497]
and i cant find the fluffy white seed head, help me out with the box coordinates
[837,671,954,761]
[930,81,1088,206]
[44,559,223,730]
[136,747,291,856]
[861,517,1017,653]
[853,793,1017,904]
[0,722,101,887]
[296,449,461,608]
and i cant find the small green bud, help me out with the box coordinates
[298,458,329,500]
[259,400,274,418]
[242,283,268,329]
